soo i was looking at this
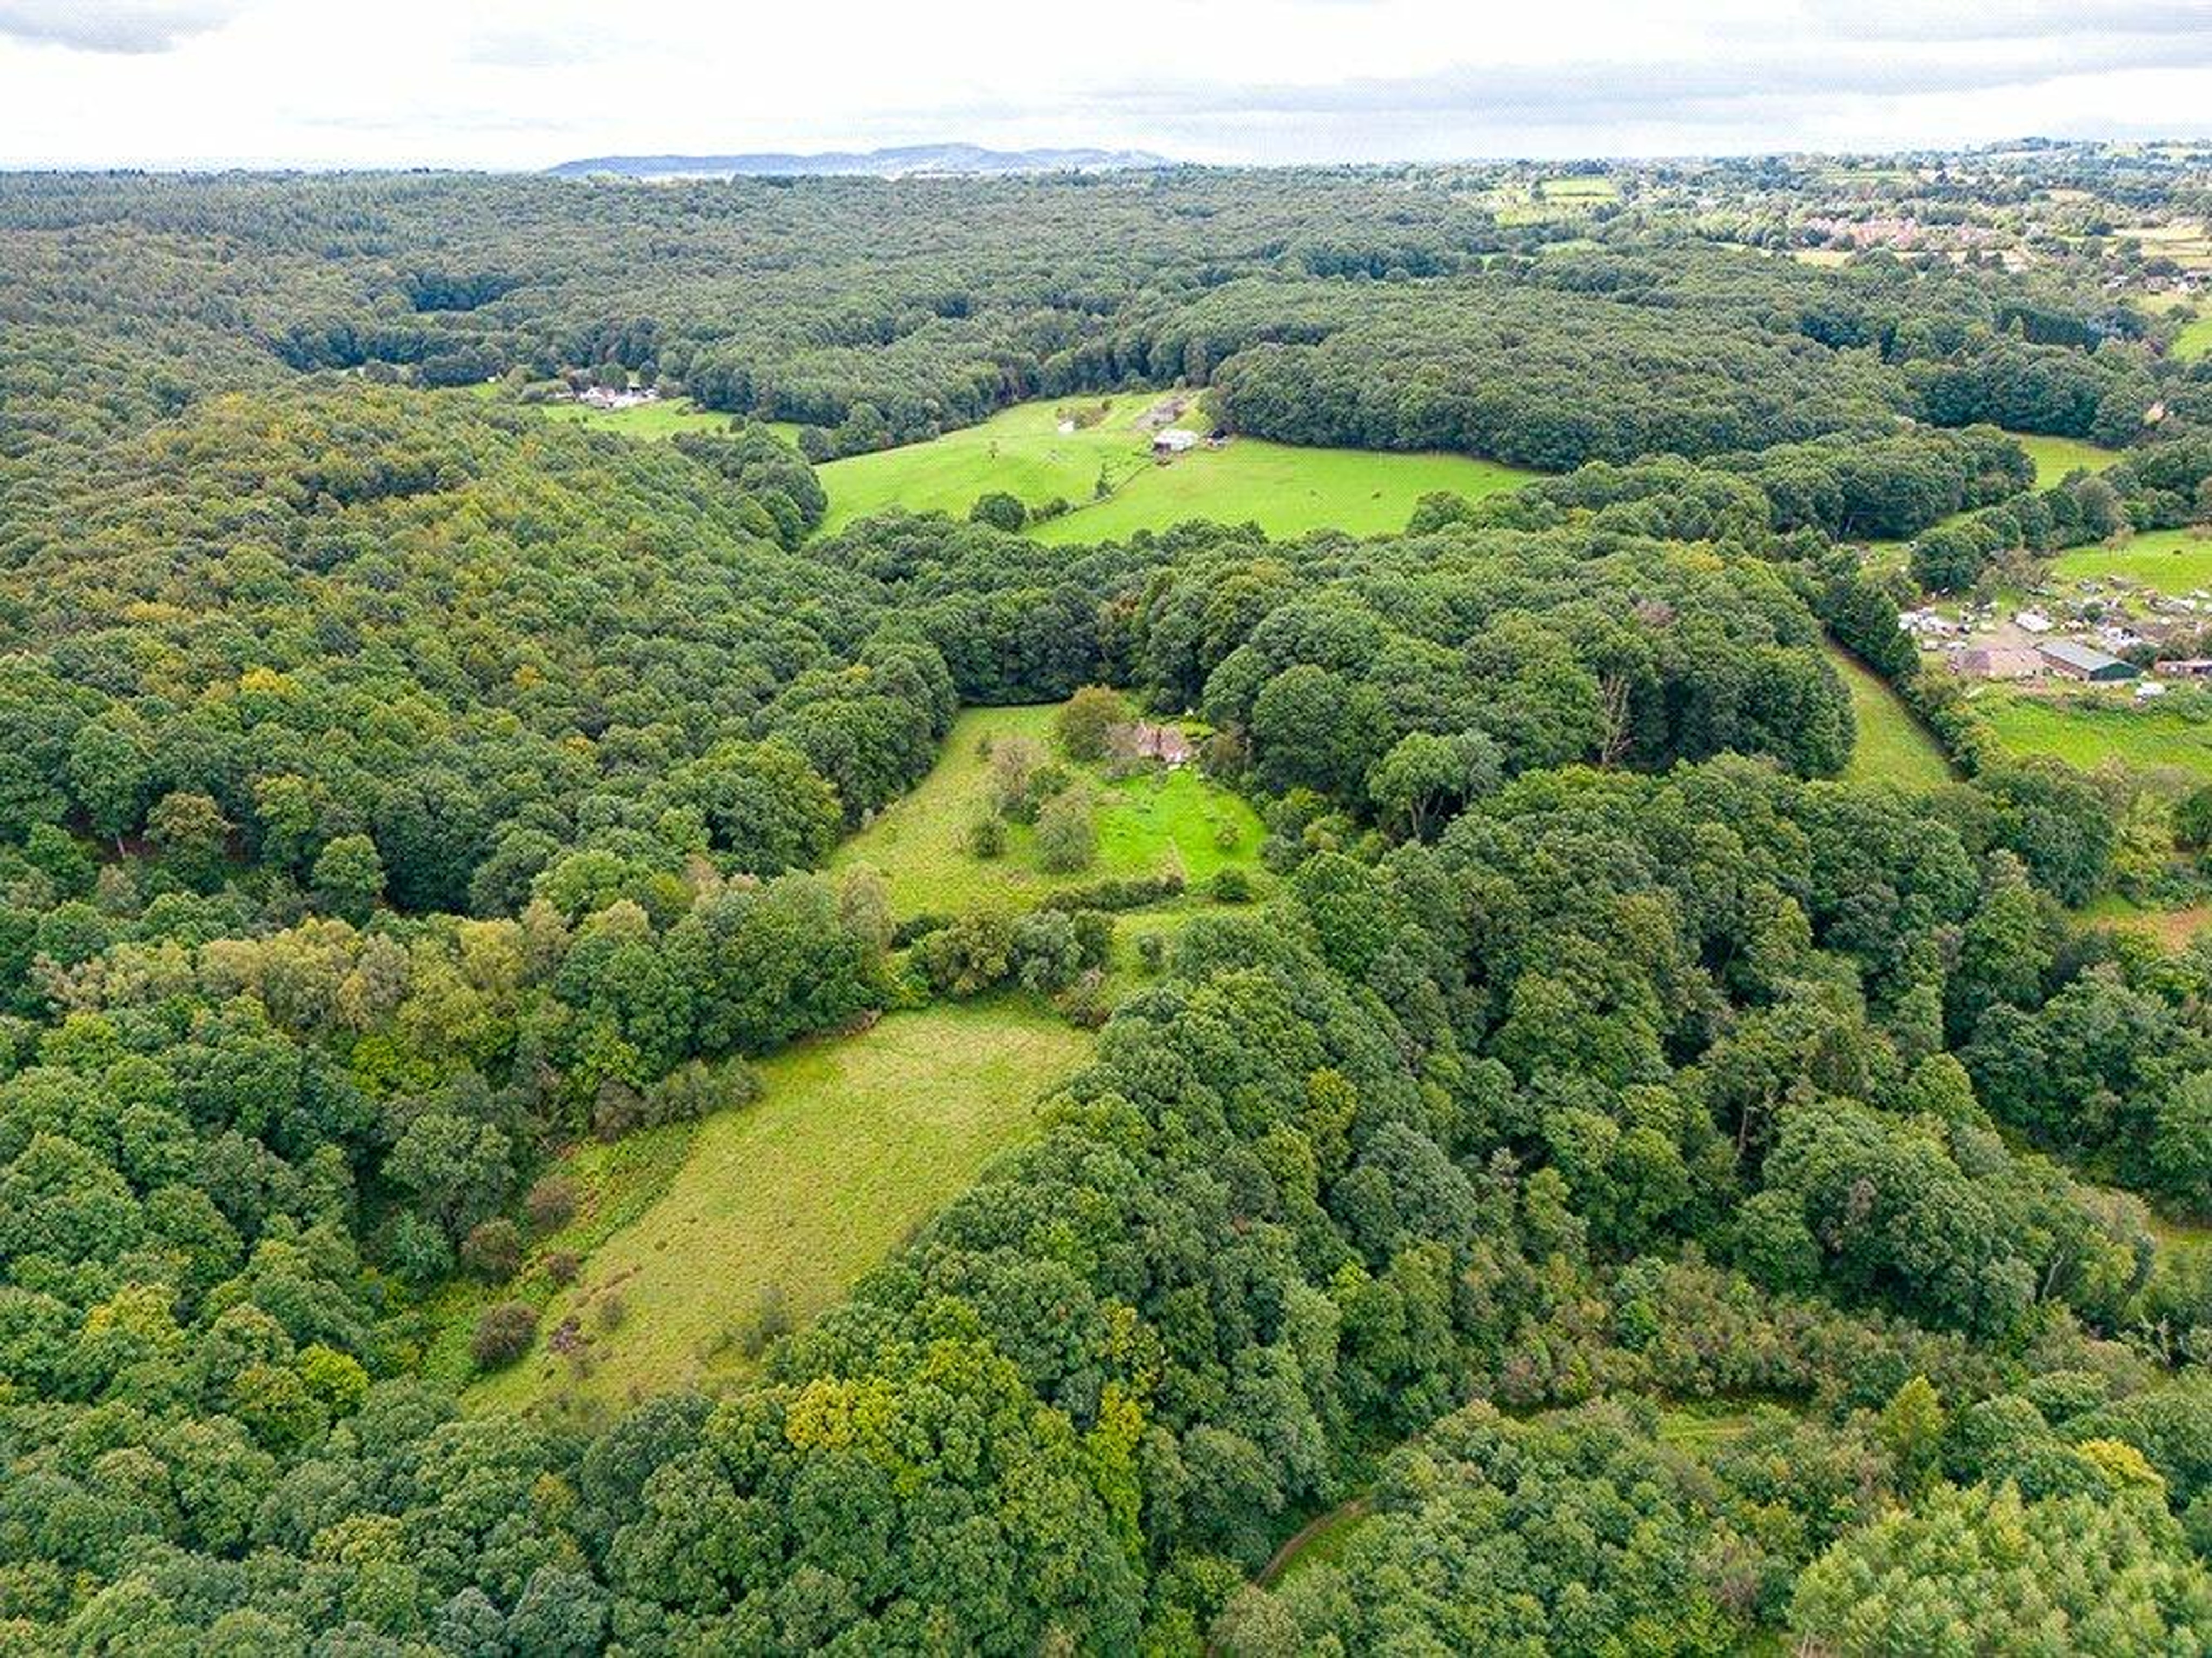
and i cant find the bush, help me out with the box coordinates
[1137,932,1167,973]
[970,491,1027,531]
[471,1302,539,1370]
[912,911,1017,996]
[544,1250,582,1286]
[460,1218,523,1282]
[1035,788,1097,874]
[1210,868,1253,903]
[968,814,1007,859]
[594,1293,627,1333]
[1040,872,1185,913]
[1055,685,1130,762]
[525,1176,578,1235]
[738,1283,792,1360]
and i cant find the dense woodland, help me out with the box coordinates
[0,148,2210,1653]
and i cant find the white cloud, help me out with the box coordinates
[0,0,2203,168]
[0,0,242,54]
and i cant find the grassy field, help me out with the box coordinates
[464,1002,1093,1415]
[2078,894,2212,953]
[1977,687,2212,783]
[534,397,740,439]
[829,704,1265,918]
[2051,527,2212,595]
[815,392,1532,542]
[2010,429,2120,485]
[1029,439,1530,544]
[1829,644,1952,790]
[2177,315,2212,362]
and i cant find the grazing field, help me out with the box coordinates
[2009,429,2120,485]
[830,703,1265,917]
[1029,438,1531,544]
[815,392,1532,542]
[2051,527,2212,594]
[2177,314,2212,361]
[1976,687,2212,783]
[533,396,741,439]
[465,1002,1093,1414]
[1828,644,1952,789]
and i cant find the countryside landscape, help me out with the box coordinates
[4,3,2212,1652]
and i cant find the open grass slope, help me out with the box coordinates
[1827,643,1953,790]
[2010,429,2121,485]
[1977,687,2212,783]
[2177,314,2212,362]
[1028,438,1531,545]
[465,1002,1093,1415]
[2051,527,2212,595]
[816,392,1533,543]
[829,704,1265,918]
[531,396,742,440]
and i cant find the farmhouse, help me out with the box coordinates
[2037,639,2139,682]
[1152,429,1199,456]
[1108,720,1194,767]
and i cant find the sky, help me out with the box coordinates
[0,0,2207,170]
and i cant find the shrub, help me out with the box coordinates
[912,911,1017,996]
[1137,932,1167,973]
[594,1293,627,1333]
[738,1283,792,1360]
[1210,867,1253,903]
[471,1302,539,1370]
[525,1176,578,1235]
[969,491,1027,531]
[968,814,1007,859]
[1055,685,1131,762]
[460,1218,523,1282]
[1035,788,1098,874]
[544,1250,582,1286]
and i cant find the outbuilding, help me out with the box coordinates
[2037,639,2139,682]
[1152,429,1199,456]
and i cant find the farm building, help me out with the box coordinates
[2037,640,2139,682]
[1108,721,1194,767]
[2158,657,2212,678]
[1152,429,1199,456]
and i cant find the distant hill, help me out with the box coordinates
[547,143,1173,180]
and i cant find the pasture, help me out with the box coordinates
[1029,438,1530,544]
[2177,314,2212,362]
[830,703,1266,917]
[1828,644,1952,790]
[1976,686,2212,784]
[815,392,1532,542]
[2051,526,2212,595]
[534,396,741,439]
[2009,429,2120,486]
[465,1002,1093,1414]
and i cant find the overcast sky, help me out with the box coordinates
[0,0,2206,170]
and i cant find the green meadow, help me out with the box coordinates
[1828,644,1952,790]
[1977,687,2212,784]
[816,392,1533,543]
[2177,313,2212,362]
[534,396,744,440]
[829,702,1265,918]
[463,1002,1093,1415]
[2051,526,2212,594]
[2009,429,2120,485]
